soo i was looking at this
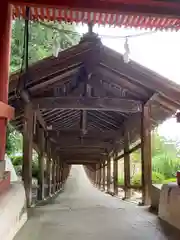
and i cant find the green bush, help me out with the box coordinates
[11,155,39,179]
[163,178,177,184]
[132,171,165,186]
[32,161,39,180]
[11,155,22,166]
[118,177,124,185]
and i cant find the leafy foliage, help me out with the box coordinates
[6,124,22,156]
[11,20,80,72]
[11,152,39,179]
[118,177,124,185]
[7,19,80,157]
[11,155,23,165]
[163,178,177,184]
[132,171,165,186]
[131,130,180,180]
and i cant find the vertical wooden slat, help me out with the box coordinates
[52,157,56,194]
[124,128,131,199]
[23,104,33,208]
[37,127,45,201]
[113,153,118,195]
[99,163,101,189]
[95,165,98,186]
[103,162,106,191]
[59,160,62,189]
[56,157,60,191]
[107,156,111,193]
[46,140,51,197]
[141,104,152,206]
[61,162,64,187]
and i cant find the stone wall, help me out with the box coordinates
[0,183,27,240]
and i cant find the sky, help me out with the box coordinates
[77,24,180,141]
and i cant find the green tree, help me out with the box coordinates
[6,124,22,156]
[8,19,80,156]
[11,20,80,72]
[131,130,180,179]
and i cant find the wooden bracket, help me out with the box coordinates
[0,101,14,120]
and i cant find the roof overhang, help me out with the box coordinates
[11,0,180,30]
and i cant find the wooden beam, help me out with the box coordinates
[115,142,141,161]
[97,66,149,98]
[21,90,47,130]
[101,54,180,106]
[54,140,112,149]
[63,158,104,163]
[60,152,106,157]
[22,104,33,208]
[124,128,131,199]
[118,184,142,190]
[32,97,142,113]
[141,104,152,206]
[48,130,122,145]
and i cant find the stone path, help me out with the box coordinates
[14,165,180,240]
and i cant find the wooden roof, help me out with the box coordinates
[8,34,180,164]
[13,3,180,30]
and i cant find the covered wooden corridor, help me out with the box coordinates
[0,1,180,239]
[9,28,180,207]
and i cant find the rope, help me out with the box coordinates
[15,6,30,98]
[38,21,180,40]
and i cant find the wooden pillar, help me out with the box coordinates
[59,160,62,189]
[113,153,118,195]
[37,127,45,201]
[95,168,97,186]
[46,140,51,197]
[23,104,33,207]
[56,157,60,191]
[0,3,12,162]
[94,169,96,185]
[141,104,152,206]
[124,129,131,199]
[97,166,99,188]
[107,156,111,192]
[98,164,101,189]
[61,162,64,187]
[52,157,56,194]
[103,162,106,191]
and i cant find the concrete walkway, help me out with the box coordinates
[14,166,180,240]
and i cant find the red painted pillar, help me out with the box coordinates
[0,3,12,161]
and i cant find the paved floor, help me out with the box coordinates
[14,166,180,240]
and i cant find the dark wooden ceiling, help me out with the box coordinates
[8,33,180,164]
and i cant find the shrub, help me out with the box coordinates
[11,155,22,166]
[11,155,39,179]
[132,171,165,186]
[118,177,124,185]
[163,178,177,184]
[32,161,39,180]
